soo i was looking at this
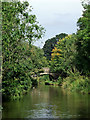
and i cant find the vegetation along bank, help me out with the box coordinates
[1,0,90,100]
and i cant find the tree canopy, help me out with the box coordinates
[2,1,46,99]
[76,2,90,74]
[43,33,68,60]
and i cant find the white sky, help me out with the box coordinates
[20,0,83,48]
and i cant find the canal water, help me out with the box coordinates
[2,85,90,119]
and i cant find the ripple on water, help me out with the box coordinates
[26,103,59,118]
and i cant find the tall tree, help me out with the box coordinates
[76,1,90,74]
[2,1,45,99]
[50,34,77,77]
[43,33,68,60]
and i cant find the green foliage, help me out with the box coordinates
[57,76,63,85]
[76,2,90,74]
[38,75,50,84]
[50,34,77,76]
[49,1,90,93]
[43,33,68,60]
[2,0,90,99]
[30,45,49,70]
[31,79,38,86]
[62,73,90,94]
[2,1,46,100]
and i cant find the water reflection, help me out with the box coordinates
[2,85,90,119]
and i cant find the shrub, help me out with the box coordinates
[62,72,90,94]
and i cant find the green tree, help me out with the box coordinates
[43,33,68,60]
[30,45,49,70]
[50,34,77,77]
[76,1,90,74]
[2,1,45,99]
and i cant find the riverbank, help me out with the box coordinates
[62,74,90,94]
[40,73,90,94]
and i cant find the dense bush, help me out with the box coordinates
[62,73,90,94]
